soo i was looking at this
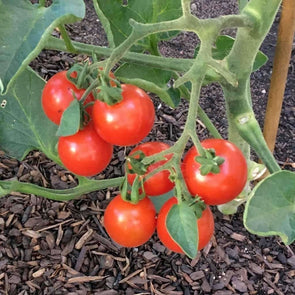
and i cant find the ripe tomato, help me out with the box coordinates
[92,84,155,146]
[42,71,94,125]
[58,123,113,176]
[157,197,214,252]
[104,195,156,247]
[182,139,248,205]
[127,142,174,196]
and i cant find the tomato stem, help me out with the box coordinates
[58,25,77,54]
[0,177,123,201]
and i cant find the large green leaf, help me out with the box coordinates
[167,202,198,258]
[0,67,59,163]
[115,63,181,108]
[94,0,182,50]
[244,171,295,245]
[0,0,85,94]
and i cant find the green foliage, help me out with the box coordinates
[244,171,295,245]
[94,0,182,50]
[0,0,85,95]
[166,202,198,258]
[0,67,59,163]
[56,99,81,137]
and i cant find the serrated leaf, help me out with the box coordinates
[0,0,85,94]
[194,35,268,73]
[244,171,295,245]
[115,63,181,108]
[56,99,80,137]
[94,0,182,52]
[0,67,59,163]
[166,202,198,258]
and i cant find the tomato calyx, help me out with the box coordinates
[120,177,146,204]
[188,197,206,219]
[126,150,151,175]
[94,68,122,105]
[195,148,225,175]
[67,62,92,89]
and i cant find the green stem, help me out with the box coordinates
[0,177,123,201]
[180,84,222,139]
[79,79,99,105]
[58,25,77,54]
[223,84,280,173]
[181,0,192,16]
[222,0,282,173]
[45,36,192,73]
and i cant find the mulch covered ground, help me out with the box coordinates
[0,1,294,294]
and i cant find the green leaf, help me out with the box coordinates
[244,171,295,245]
[150,189,174,213]
[94,0,182,51]
[195,35,268,73]
[166,202,198,258]
[115,63,181,108]
[0,67,59,163]
[0,0,85,94]
[56,99,80,137]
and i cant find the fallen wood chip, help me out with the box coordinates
[230,232,246,242]
[32,268,46,278]
[75,229,93,249]
[67,275,106,284]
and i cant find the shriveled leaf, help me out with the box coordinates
[94,0,182,51]
[244,171,295,245]
[166,202,198,258]
[115,63,181,107]
[56,99,80,137]
[0,67,59,163]
[0,0,85,94]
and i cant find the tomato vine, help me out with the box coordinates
[0,0,294,258]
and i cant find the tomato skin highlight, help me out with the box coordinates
[58,123,113,177]
[127,142,174,196]
[104,195,157,247]
[157,197,214,253]
[92,84,155,146]
[182,139,248,205]
[42,71,94,124]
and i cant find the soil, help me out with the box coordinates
[0,1,295,294]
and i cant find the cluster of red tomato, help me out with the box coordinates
[42,71,248,255]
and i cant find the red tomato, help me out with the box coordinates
[42,71,94,125]
[58,123,113,176]
[182,139,248,205]
[127,142,174,196]
[92,84,155,146]
[157,197,214,252]
[104,195,156,247]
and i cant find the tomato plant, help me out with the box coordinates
[42,71,94,124]
[104,195,156,247]
[58,122,113,177]
[92,84,155,146]
[157,197,214,252]
[127,141,174,196]
[0,0,294,260]
[182,139,248,205]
